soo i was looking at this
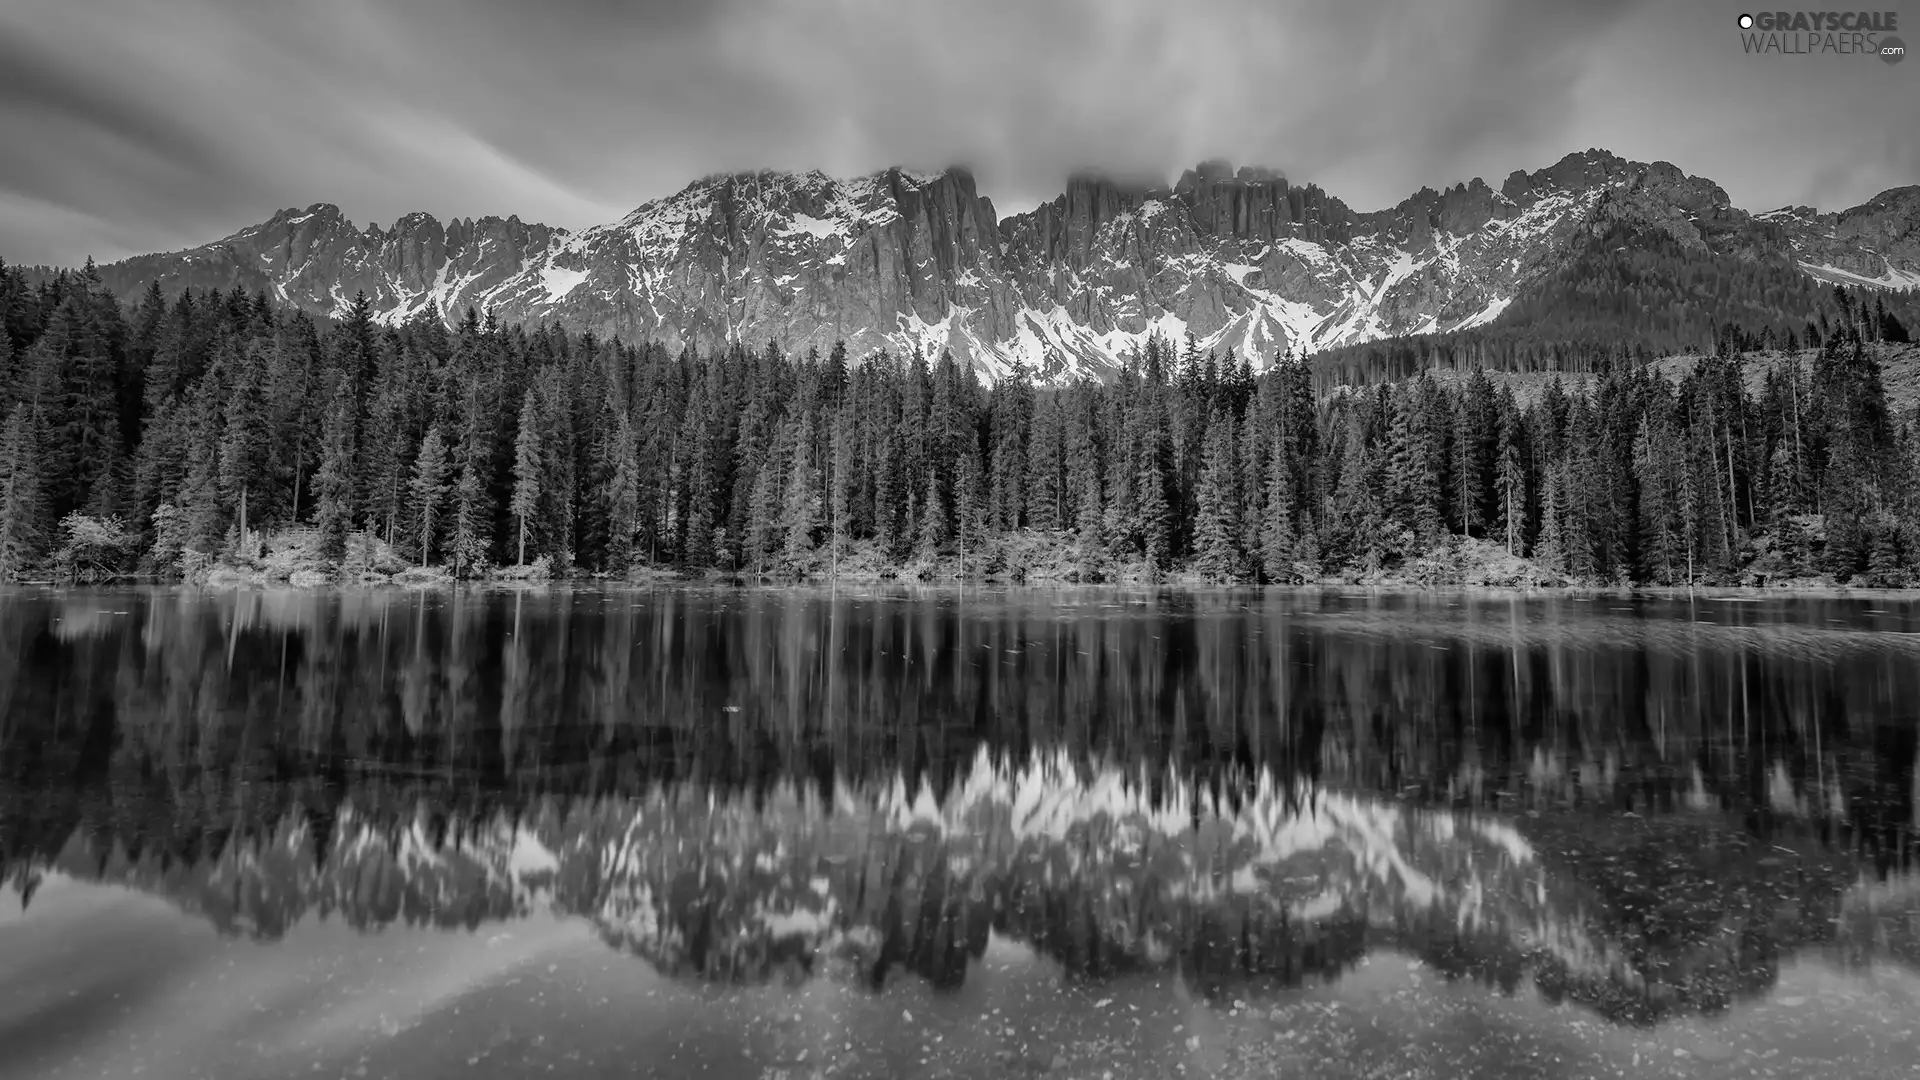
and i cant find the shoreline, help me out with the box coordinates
[20,573,1920,601]
[27,527,1919,598]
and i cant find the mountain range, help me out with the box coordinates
[45,150,1920,382]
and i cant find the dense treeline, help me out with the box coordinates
[1,256,1917,586]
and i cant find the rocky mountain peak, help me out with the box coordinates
[66,149,1920,383]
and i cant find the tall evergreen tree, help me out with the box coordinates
[0,403,48,579]
[407,425,452,566]
[598,407,641,574]
[781,415,821,566]
[510,390,542,566]
[311,381,358,561]
[1260,436,1299,583]
[1192,409,1244,581]
[1024,394,1062,532]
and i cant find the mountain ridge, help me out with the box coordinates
[24,150,1920,383]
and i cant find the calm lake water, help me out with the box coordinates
[2,587,1919,1080]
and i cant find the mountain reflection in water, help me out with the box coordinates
[1,586,1917,1036]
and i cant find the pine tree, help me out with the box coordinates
[1134,392,1175,569]
[676,366,720,567]
[1135,443,1171,569]
[745,465,782,574]
[532,364,579,571]
[781,416,822,566]
[1192,410,1244,581]
[1330,408,1386,570]
[599,408,641,574]
[1385,387,1421,539]
[407,425,452,566]
[955,439,987,573]
[1494,397,1528,556]
[172,378,226,556]
[1457,368,1496,537]
[1537,463,1568,577]
[0,403,48,580]
[1865,512,1908,588]
[989,361,1031,532]
[311,381,357,561]
[1764,441,1808,578]
[510,390,542,566]
[38,293,123,520]
[0,334,14,417]
[445,380,495,578]
[1260,442,1298,584]
[829,403,855,566]
[358,341,411,544]
[1024,395,1062,532]
[1066,398,1104,547]
[216,338,275,537]
[1634,422,1680,585]
[918,465,949,555]
[447,456,490,576]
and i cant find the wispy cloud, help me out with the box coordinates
[0,0,1909,266]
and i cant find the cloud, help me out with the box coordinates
[0,0,1910,267]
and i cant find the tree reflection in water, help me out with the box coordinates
[1,586,1916,1029]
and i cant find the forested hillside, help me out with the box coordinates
[1,257,1917,588]
[1310,226,1920,387]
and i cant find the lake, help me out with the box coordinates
[1,586,1918,1079]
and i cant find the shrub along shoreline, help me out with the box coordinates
[39,514,1911,593]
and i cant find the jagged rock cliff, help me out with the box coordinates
[72,150,1920,383]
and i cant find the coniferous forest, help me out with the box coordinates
[2,257,1919,588]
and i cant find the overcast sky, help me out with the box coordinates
[1,0,1914,266]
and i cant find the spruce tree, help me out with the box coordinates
[1065,398,1104,547]
[358,343,411,544]
[1134,392,1176,568]
[1024,395,1062,532]
[1537,462,1568,578]
[781,416,821,566]
[918,466,949,555]
[829,403,855,565]
[0,403,48,580]
[173,381,226,556]
[216,339,276,535]
[1764,442,1807,577]
[448,456,490,576]
[1192,409,1244,581]
[599,408,641,574]
[677,368,719,567]
[311,381,357,561]
[445,379,495,577]
[0,334,14,416]
[407,425,452,566]
[1260,441,1298,584]
[1634,421,1680,585]
[1865,512,1908,588]
[989,361,1031,532]
[1458,367,1497,537]
[510,390,542,566]
[38,293,123,520]
[1494,396,1528,556]
[955,440,987,573]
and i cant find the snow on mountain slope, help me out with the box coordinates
[74,154,1920,385]
[1799,261,1920,290]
